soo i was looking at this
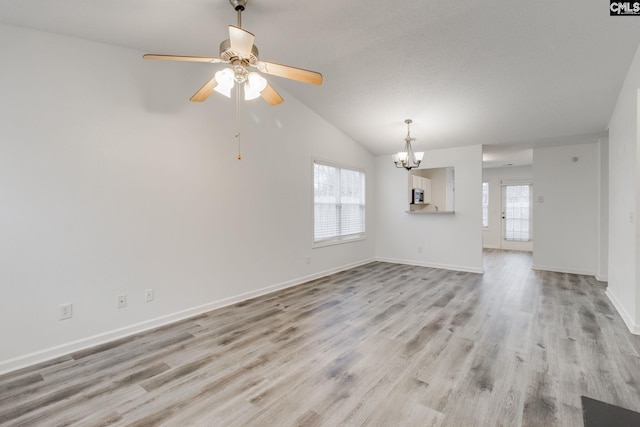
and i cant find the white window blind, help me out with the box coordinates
[482,182,489,228]
[314,161,365,243]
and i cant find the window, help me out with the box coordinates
[314,160,365,244]
[504,184,531,241]
[482,182,489,228]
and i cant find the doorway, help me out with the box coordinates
[500,183,533,251]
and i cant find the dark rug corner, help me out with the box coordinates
[582,395,640,427]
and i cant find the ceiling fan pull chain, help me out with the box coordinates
[236,83,242,160]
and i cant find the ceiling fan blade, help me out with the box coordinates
[143,54,223,63]
[190,76,219,102]
[229,25,255,58]
[260,83,284,106]
[256,61,322,86]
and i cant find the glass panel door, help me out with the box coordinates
[501,184,533,251]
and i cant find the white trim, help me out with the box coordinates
[0,258,375,376]
[606,288,640,335]
[312,157,365,174]
[482,244,501,249]
[375,257,484,274]
[595,275,609,282]
[313,235,366,248]
[500,179,533,186]
[531,264,595,276]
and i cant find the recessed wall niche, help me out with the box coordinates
[407,167,455,213]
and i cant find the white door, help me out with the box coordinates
[501,183,533,251]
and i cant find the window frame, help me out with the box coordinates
[482,181,489,228]
[312,158,366,248]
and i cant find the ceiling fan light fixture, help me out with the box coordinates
[214,68,235,98]
[244,72,267,100]
[143,0,322,108]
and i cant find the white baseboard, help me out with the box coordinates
[531,264,595,276]
[606,288,640,335]
[595,274,609,282]
[482,245,501,249]
[375,257,484,274]
[0,258,375,376]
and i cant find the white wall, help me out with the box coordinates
[482,165,533,249]
[375,145,483,273]
[598,138,609,281]
[0,24,375,373]
[532,143,599,275]
[607,44,640,333]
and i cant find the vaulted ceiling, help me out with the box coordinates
[1,0,639,157]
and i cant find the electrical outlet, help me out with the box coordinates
[305,256,311,265]
[117,294,127,308]
[418,246,423,253]
[60,303,73,320]
[145,289,153,302]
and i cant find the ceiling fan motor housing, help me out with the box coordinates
[219,39,259,64]
[229,0,247,11]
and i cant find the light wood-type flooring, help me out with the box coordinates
[2,250,640,426]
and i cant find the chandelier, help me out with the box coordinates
[392,119,424,170]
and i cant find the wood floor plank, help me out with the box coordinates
[2,250,640,426]
[415,333,476,412]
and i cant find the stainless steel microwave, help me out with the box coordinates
[412,188,424,204]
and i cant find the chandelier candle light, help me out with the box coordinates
[392,119,424,170]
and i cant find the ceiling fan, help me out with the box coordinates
[143,0,323,106]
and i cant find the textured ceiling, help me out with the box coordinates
[1,0,639,157]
